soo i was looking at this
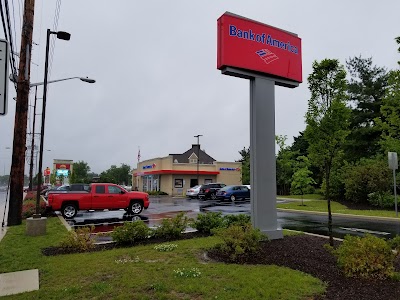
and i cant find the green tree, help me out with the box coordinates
[276,135,298,195]
[70,161,91,183]
[100,164,132,185]
[345,56,388,161]
[305,58,351,246]
[237,147,250,185]
[291,168,316,206]
[376,70,400,153]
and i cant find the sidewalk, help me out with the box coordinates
[0,192,39,297]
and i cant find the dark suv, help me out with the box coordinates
[198,183,226,200]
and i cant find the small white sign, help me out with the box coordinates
[388,152,398,170]
[0,39,9,116]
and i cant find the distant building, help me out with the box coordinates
[132,144,242,196]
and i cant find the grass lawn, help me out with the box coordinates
[0,217,325,300]
[277,194,324,200]
[277,199,399,218]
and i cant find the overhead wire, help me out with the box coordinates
[48,0,62,80]
[4,0,18,86]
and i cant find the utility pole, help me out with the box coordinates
[28,86,37,190]
[8,0,35,226]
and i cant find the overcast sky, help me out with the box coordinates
[0,0,399,175]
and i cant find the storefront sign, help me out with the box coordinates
[55,163,70,170]
[44,167,51,176]
[217,12,302,83]
[219,167,241,171]
[143,163,156,169]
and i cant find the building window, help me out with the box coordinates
[174,179,183,188]
[189,158,198,164]
[205,179,213,184]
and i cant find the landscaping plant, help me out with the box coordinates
[191,211,225,234]
[154,212,190,239]
[333,234,396,279]
[213,223,267,261]
[111,220,154,245]
[59,226,95,251]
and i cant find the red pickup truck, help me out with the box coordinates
[47,183,149,219]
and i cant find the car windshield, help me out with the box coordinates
[191,185,201,189]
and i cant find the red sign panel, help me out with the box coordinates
[217,12,302,83]
[55,163,71,170]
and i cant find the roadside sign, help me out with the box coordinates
[388,152,398,170]
[0,39,9,116]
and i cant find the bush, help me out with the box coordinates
[59,226,95,251]
[213,223,267,261]
[333,234,395,279]
[367,192,394,208]
[343,158,391,205]
[22,199,47,219]
[192,212,225,234]
[154,212,189,239]
[388,235,400,253]
[223,214,251,228]
[112,221,154,244]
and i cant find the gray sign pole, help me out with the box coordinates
[393,168,398,217]
[388,152,398,217]
[222,67,299,239]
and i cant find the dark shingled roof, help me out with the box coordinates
[170,144,215,164]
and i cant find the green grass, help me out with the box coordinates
[0,217,325,300]
[277,200,399,218]
[277,194,324,200]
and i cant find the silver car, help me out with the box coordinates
[186,185,201,199]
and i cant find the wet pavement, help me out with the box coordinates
[2,193,400,242]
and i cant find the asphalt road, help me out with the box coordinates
[2,193,400,239]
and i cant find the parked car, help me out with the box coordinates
[198,183,226,200]
[47,183,149,218]
[216,185,250,202]
[186,185,201,199]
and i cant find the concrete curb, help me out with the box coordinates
[277,208,400,222]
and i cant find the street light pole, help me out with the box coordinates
[34,30,71,218]
[28,86,38,191]
[194,134,202,186]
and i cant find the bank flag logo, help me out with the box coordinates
[256,49,279,65]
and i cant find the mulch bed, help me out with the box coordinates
[208,235,400,300]
[42,233,400,299]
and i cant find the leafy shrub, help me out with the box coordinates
[154,212,189,239]
[332,234,395,279]
[388,235,400,253]
[213,223,267,261]
[343,158,391,205]
[147,191,168,196]
[111,221,153,244]
[192,212,225,234]
[367,192,394,208]
[59,226,95,251]
[22,199,47,219]
[223,214,251,228]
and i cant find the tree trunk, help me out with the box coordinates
[326,163,333,246]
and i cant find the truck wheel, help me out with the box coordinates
[62,204,77,219]
[211,193,217,200]
[129,201,143,214]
